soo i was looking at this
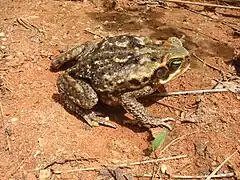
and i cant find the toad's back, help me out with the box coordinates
[68,35,166,93]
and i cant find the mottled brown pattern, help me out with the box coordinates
[51,35,190,128]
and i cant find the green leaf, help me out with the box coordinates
[151,129,167,152]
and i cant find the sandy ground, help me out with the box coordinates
[0,0,240,179]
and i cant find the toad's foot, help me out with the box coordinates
[61,93,116,128]
[83,111,117,128]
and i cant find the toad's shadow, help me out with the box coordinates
[86,10,189,40]
[86,9,235,61]
[52,93,165,133]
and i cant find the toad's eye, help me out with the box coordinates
[168,58,182,70]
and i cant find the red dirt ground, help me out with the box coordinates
[0,0,240,179]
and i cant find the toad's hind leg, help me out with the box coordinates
[51,42,96,70]
[57,73,98,109]
[57,73,116,128]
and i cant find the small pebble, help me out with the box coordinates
[5,55,14,60]
[160,164,168,174]
[174,110,181,116]
[0,32,5,37]
[16,51,24,56]
[33,150,41,157]
[39,169,52,180]
[10,117,18,122]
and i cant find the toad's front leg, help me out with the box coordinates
[119,86,174,130]
[57,73,116,128]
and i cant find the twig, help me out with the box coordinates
[1,77,13,92]
[1,104,12,152]
[0,102,5,127]
[160,132,198,154]
[16,18,31,30]
[84,28,104,39]
[43,157,98,169]
[176,0,240,38]
[11,128,49,176]
[182,27,225,44]
[54,167,99,174]
[133,172,235,178]
[16,18,44,34]
[16,18,46,39]
[206,150,238,180]
[152,164,161,179]
[51,155,187,174]
[185,8,240,32]
[193,53,223,73]
[166,0,240,10]
[150,133,198,179]
[5,128,12,152]
[122,154,187,166]
[153,88,238,97]
[0,102,12,152]
[11,158,25,176]
[156,101,185,112]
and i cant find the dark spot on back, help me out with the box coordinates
[143,77,149,82]
[109,82,114,86]
[129,79,141,86]
[151,57,160,61]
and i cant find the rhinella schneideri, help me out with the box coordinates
[51,35,190,129]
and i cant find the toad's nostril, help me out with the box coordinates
[156,67,168,79]
[185,56,190,62]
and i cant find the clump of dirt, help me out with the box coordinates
[0,0,239,179]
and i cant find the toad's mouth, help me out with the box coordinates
[158,62,190,84]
